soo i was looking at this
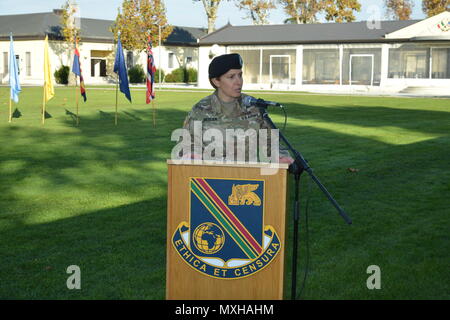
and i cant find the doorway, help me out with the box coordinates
[91,59,107,77]
[270,55,291,87]
[349,54,374,86]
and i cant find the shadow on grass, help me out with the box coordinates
[0,107,187,231]
[12,108,22,119]
[277,102,449,135]
[0,199,166,299]
[0,94,449,299]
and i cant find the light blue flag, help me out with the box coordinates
[9,33,21,103]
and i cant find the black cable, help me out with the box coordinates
[296,175,312,300]
[280,105,287,132]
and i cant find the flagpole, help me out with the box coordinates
[74,36,80,126]
[9,32,21,123]
[152,100,156,128]
[75,76,79,126]
[8,99,12,123]
[154,24,161,126]
[115,75,119,126]
[42,34,54,125]
[42,86,46,125]
[158,24,161,89]
[115,31,119,126]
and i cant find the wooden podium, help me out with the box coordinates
[166,160,289,300]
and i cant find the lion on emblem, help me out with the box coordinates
[228,184,261,206]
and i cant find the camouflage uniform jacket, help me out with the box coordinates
[182,91,290,161]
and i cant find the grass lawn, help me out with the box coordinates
[0,86,448,299]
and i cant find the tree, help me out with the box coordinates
[279,0,360,24]
[278,0,324,24]
[111,0,173,52]
[236,0,276,25]
[194,0,231,33]
[58,0,81,85]
[324,0,361,23]
[385,0,413,20]
[60,0,80,44]
[422,0,450,17]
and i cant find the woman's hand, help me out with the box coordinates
[181,153,202,160]
[279,156,294,164]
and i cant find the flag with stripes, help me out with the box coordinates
[72,43,87,102]
[146,38,156,104]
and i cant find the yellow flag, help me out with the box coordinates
[43,35,54,102]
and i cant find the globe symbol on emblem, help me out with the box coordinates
[193,222,225,255]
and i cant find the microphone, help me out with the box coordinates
[242,95,281,108]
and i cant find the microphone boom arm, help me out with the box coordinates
[260,106,352,225]
[255,103,351,300]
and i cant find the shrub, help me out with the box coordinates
[54,65,70,85]
[165,67,186,83]
[165,67,198,83]
[154,69,165,83]
[186,68,197,83]
[128,65,145,84]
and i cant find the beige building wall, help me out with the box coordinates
[0,38,200,85]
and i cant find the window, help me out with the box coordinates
[26,52,31,76]
[168,52,175,68]
[431,48,450,79]
[303,49,339,84]
[126,51,133,68]
[3,52,8,75]
[229,48,296,85]
[388,44,430,79]
[342,48,382,86]
[186,56,192,64]
[15,55,20,75]
[229,49,260,84]
[262,49,296,85]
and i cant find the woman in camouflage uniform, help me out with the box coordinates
[182,53,292,164]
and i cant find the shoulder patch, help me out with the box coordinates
[193,95,214,111]
[187,95,217,121]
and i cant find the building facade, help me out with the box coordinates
[197,11,450,94]
[0,10,206,85]
[1,10,449,94]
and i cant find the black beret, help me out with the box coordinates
[208,53,243,79]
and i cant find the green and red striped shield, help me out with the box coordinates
[171,177,281,279]
[190,177,264,261]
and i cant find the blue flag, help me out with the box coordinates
[9,33,21,103]
[113,35,131,102]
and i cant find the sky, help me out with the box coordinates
[0,0,426,29]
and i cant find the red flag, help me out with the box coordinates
[146,37,156,104]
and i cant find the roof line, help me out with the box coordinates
[222,19,422,28]
[198,38,414,46]
[0,11,51,17]
[199,23,233,41]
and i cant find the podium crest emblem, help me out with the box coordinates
[172,178,281,279]
[228,184,261,206]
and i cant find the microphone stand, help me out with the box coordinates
[256,103,352,300]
